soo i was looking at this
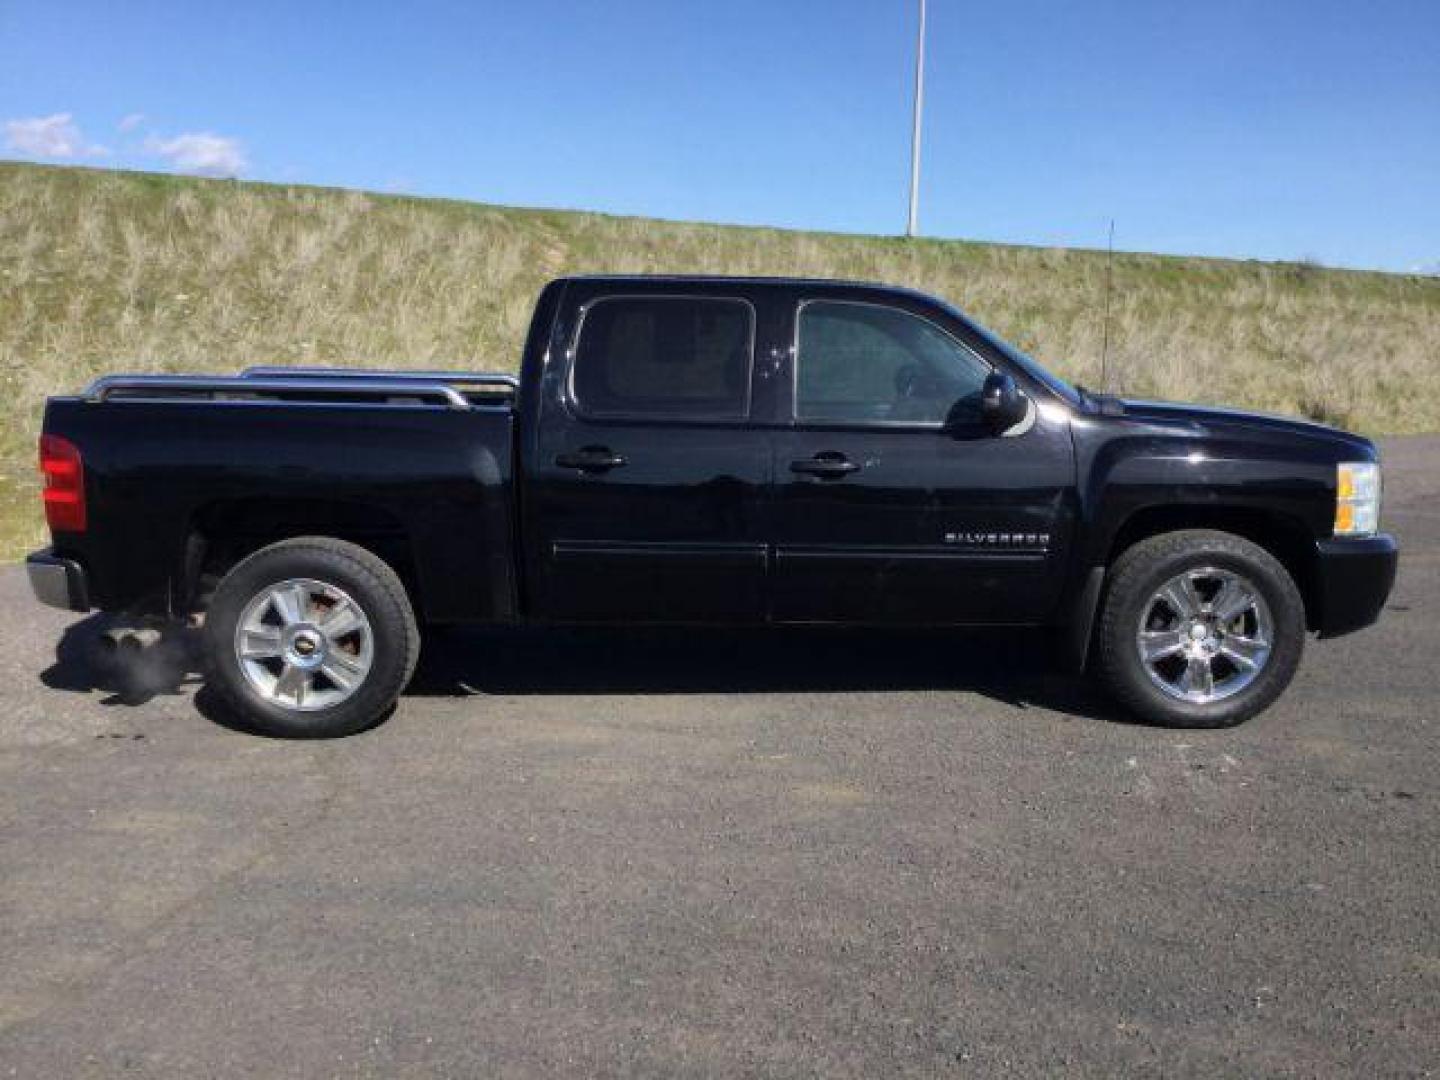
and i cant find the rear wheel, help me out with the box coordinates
[1097,529,1305,728]
[203,537,419,738]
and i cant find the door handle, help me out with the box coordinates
[790,453,861,478]
[555,446,627,472]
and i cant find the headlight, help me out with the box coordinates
[1335,462,1381,537]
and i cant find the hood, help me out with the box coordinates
[1112,397,1375,455]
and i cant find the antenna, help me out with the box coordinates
[1100,218,1116,392]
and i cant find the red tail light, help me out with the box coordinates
[39,435,86,533]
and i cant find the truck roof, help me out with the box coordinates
[556,273,931,296]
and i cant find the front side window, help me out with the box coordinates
[794,300,990,425]
[571,296,753,420]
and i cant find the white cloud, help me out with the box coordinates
[144,131,246,177]
[3,112,107,158]
[117,112,146,133]
[1413,261,1439,277]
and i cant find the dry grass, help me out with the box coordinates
[2,160,1437,558]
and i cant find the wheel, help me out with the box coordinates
[1096,529,1305,728]
[203,537,420,738]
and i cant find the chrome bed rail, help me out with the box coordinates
[82,374,474,411]
[240,365,519,395]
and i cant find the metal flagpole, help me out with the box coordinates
[906,0,927,237]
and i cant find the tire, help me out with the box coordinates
[1096,529,1305,728]
[203,537,420,738]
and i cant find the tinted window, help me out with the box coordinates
[795,301,990,424]
[572,297,753,419]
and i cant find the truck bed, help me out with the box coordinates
[42,367,521,622]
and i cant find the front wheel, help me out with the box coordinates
[1096,530,1306,728]
[203,537,420,738]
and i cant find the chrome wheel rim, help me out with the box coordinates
[1136,566,1273,705]
[234,578,374,712]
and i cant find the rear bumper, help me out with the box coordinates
[1313,534,1397,638]
[26,548,91,613]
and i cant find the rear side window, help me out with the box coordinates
[571,296,754,420]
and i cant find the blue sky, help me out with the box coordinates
[2,0,1437,272]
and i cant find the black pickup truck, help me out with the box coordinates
[28,275,1397,737]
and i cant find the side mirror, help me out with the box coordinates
[980,371,1028,431]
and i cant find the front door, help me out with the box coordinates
[770,295,1076,624]
[526,289,770,622]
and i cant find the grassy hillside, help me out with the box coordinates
[2,160,1438,557]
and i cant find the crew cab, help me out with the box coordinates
[27,276,1398,737]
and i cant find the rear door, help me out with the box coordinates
[769,292,1077,624]
[523,283,772,622]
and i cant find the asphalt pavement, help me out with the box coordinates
[1,438,1436,1077]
